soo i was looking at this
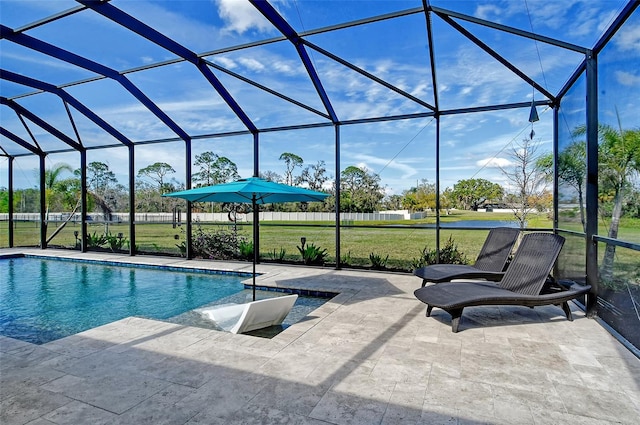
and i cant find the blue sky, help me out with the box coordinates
[1,0,638,197]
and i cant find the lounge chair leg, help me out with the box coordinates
[422,279,428,287]
[448,308,463,333]
[426,305,433,317]
[561,301,573,321]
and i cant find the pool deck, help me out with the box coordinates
[1,249,639,425]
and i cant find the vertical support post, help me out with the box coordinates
[435,115,441,259]
[128,145,136,256]
[39,154,46,249]
[253,132,260,265]
[252,196,257,302]
[553,105,559,232]
[185,138,193,259]
[334,124,341,269]
[80,149,88,252]
[8,157,14,247]
[552,105,561,280]
[585,49,598,317]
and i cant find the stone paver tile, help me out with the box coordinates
[42,400,117,425]
[42,336,116,358]
[309,390,390,425]
[558,344,603,368]
[0,361,66,401]
[135,355,223,388]
[424,374,494,419]
[41,372,170,414]
[187,404,328,425]
[460,359,555,394]
[380,382,427,425]
[246,377,330,417]
[24,418,56,425]
[554,383,640,425]
[531,408,626,425]
[110,384,200,425]
[176,371,272,423]
[0,336,34,354]
[309,375,395,425]
[0,387,71,425]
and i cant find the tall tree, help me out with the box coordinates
[340,165,384,212]
[451,178,503,211]
[500,138,549,229]
[402,180,436,212]
[279,152,303,185]
[299,160,329,191]
[259,170,282,182]
[43,162,74,218]
[137,162,175,193]
[193,152,240,187]
[137,162,176,211]
[85,161,117,197]
[576,123,640,280]
[538,141,587,232]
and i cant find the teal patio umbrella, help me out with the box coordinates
[164,177,329,300]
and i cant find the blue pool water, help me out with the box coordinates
[1,257,247,344]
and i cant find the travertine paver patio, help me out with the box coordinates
[1,249,639,424]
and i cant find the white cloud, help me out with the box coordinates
[238,57,266,72]
[350,153,418,179]
[216,0,274,34]
[476,157,512,168]
[214,56,237,69]
[615,24,640,52]
[616,70,640,86]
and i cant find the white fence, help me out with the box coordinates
[0,210,428,223]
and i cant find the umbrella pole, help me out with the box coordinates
[252,195,257,302]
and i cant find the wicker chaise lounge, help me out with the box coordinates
[413,227,520,286]
[414,233,591,332]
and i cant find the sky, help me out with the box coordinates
[1,0,638,197]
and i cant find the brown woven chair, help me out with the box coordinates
[413,227,520,286]
[414,233,591,332]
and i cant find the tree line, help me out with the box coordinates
[2,125,638,230]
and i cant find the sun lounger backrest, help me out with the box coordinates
[498,233,565,295]
[472,227,520,271]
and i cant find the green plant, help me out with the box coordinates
[105,233,127,252]
[269,247,287,262]
[238,240,254,260]
[340,250,352,266]
[176,240,186,257]
[410,236,469,269]
[297,241,328,265]
[369,252,389,270]
[190,224,248,260]
[86,231,107,248]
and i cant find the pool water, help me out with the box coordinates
[1,257,249,344]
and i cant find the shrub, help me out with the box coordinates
[238,240,254,260]
[297,242,328,265]
[105,233,127,252]
[86,231,107,248]
[191,224,247,260]
[369,252,389,270]
[269,248,287,262]
[410,236,469,269]
[340,250,352,266]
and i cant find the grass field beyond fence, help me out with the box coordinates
[2,211,638,273]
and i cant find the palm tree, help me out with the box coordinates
[43,162,74,221]
[574,120,640,280]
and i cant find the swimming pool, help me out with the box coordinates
[1,257,250,344]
